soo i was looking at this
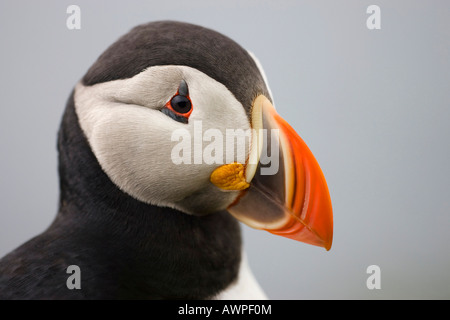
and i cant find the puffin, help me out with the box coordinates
[0,21,333,299]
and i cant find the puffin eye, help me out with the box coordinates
[170,95,192,114]
[162,80,193,124]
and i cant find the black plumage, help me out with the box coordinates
[83,21,271,114]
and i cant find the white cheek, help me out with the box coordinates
[87,110,227,212]
[75,81,205,207]
[187,74,251,164]
[74,65,253,213]
[90,107,207,205]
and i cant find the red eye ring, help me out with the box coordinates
[165,92,193,118]
[162,80,193,123]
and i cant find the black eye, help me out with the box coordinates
[170,95,192,114]
[162,80,192,124]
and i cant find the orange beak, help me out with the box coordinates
[227,95,333,250]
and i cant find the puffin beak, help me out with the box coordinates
[212,95,333,250]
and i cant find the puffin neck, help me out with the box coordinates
[52,91,242,298]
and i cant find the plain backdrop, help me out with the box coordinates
[0,0,449,299]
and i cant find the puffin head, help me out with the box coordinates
[73,21,333,250]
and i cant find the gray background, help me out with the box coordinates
[0,0,449,299]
